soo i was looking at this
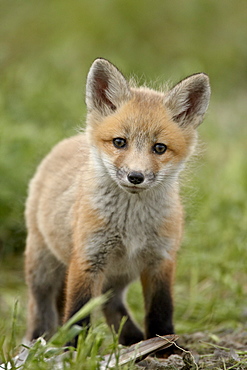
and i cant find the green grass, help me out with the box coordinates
[1,0,247,368]
[0,297,138,369]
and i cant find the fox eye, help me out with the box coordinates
[153,143,167,155]
[113,137,127,149]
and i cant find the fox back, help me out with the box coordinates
[25,59,210,352]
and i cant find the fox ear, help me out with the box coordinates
[165,73,210,128]
[86,58,131,115]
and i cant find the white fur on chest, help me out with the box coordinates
[92,179,173,257]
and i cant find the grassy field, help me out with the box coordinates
[0,0,247,368]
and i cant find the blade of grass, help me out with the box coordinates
[48,294,109,347]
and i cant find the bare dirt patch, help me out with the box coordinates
[137,329,247,369]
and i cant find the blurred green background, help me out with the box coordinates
[0,0,246,339]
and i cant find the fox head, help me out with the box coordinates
[85,58,210,194]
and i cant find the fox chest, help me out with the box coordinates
[87,189,173,274]
[111,200,158,253]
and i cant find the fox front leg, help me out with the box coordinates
[141,258,177,356]
[64,254,105,347]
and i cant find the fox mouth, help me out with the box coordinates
[121,184,147,194]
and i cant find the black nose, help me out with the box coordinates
[127,171,145,185]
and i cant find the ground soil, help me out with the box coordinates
[137,329,247,369]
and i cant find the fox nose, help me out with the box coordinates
[127,171,145,185]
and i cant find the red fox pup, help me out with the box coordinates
[25,58,210,350]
